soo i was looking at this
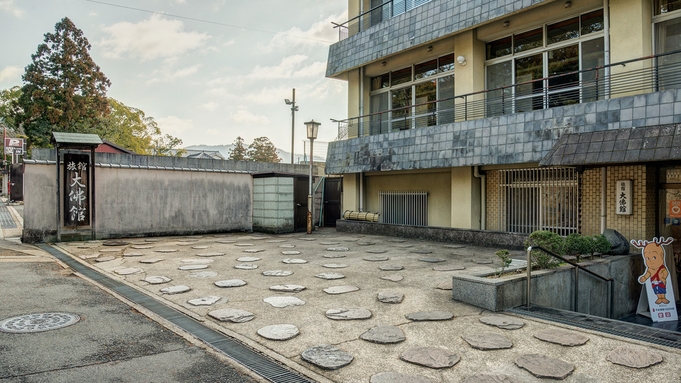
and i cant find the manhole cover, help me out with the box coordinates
[0,313,80,333]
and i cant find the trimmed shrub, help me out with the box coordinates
[592,234,612,256]
[524,230,562,269]
[563,233,594,262]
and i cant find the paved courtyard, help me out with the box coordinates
[57,229,681,382]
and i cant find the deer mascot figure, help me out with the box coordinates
[632,237,675,305]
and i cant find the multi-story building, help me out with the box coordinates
[325,0,681,253]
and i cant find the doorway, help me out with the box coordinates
[323,178,342,227]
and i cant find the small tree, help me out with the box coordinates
[592,234,612,257]
[562,233,594,262]
[495,249,512,277]
[524,230,562,269]
[152,134,185,157]
[247,136,281,163]
[228,136,248,161]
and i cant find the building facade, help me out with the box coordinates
[325,0,681,251]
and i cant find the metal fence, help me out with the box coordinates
[333,0,432,41]
[379,191,428,226]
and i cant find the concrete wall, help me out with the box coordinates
[253,177,294,233]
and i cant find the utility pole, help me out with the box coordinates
[284,89,298,165]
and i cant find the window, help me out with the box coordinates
[655,15,681,90]
[485,10,605,116]
[369,54,455,133]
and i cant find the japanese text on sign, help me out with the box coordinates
[616,180,632,215]
[63,153,90,226]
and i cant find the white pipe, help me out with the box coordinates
[474,166,486,230]
[601,167,607,233]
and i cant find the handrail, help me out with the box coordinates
[526,245,614,318]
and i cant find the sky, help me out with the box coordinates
[0,0,348,159]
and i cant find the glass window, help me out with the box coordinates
[371,74,390,91]
[656,18,681,90]
[391,87,412,130]
[415,81,437,127]
[438,54,455,72]
[548,44,579,88]
[656,0,681,14]
[415,59,438,79]
[581,9,604,35]
[391,67,412,86]
[514,28,543,53]
[438,75,455,123]
[487,36,513,59]
[370,93,390,134]
[515,53,544,96]
[486,61,513,116]
[547,17,579,45]
[581,37,605,102]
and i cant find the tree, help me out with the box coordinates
[247,136,281,163]
[152,134,185,157]
[96,98,159,154]
[0,86,22,134]
[16,17,111,148]
[228,136,248,161]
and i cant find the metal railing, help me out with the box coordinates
[334,50,681,141]
[526,246,614,318]
[333,0,432,41]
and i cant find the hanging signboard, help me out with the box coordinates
[616,180,632,215]
[63,153,90,227]
[632,237,678,322]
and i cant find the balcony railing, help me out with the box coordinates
[334,50,681,140]
[333,0,432,41]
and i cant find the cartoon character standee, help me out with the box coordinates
[632,237,675,305]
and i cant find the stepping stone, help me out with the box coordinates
[370,372,433,383]
[443,244,465,249]
[364,256,389,262]
[267,239,286,243]
[235,243,254,247]
[534,329,589,346]
[323,253,346,258]
[400,347,460,368]
[279,244,296,248]
[237,256,261,262]
[480,315,525,330]
[100,249,121,253]
[367,249,387,254]
[460,375,521,383]
[406,311,454,321]
[419,257,445,263]
[299,237,316,241]
[103,241,130,246]
[143,276,172,284]
[235,264,258,270]
[301,345,352,370]
[606,346,663,368]
[257,324,299,340]
[263,296,306,308]
[320,241,340,245]
[139,258,163,264]
[282,258,307,264]
[378,291,404,303]
[410,249,432,254]
[326,308,372,320]
[436,280,453,290]
[95,256,116,262]
[323,263,347,268]
[191,245,210,249]
[433,265,465,271]
[357,241,375,246]
[208,308,254,323]
[340,237,359,242]
[115,267,142,275]
[243,249,264,253]
[361,325,405,344]
[463,333,513,350]
[281,250,301,255]
[178,264,208,270]
[249,236,267,240]
[327,247,349,251]
[216,240,236,244]
[515,354,574,380]
[381,274,403,282]
[187,296,221,306]
[387,239,406,242]
[474,259,493,264]
[197,252,225,257]
[160,285,191,294]
[181,258,214,263]
[214,279,247,288]
[324,285,359,294]
[154,249,178,253]
[262,270,293,277]
[269,284,306,293]
[380,265,403,271]
[189,271,218,278]
[177,238,199,242]
[123,252,144,257]
[80,254,100,259]
[395,244,413,248]
[315,273,345,280]
[144,238,160,242]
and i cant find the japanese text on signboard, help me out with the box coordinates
[63,153,90,226]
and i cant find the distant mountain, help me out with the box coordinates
[184,144,324,164]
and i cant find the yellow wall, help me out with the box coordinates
[610,0,653,64]
[348,69,361,138]
[341,174,359,213]
[451,167,482,229]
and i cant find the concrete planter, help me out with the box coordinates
[452,254,644,318]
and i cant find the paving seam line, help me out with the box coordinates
[38,243,330,383]
[7,205,23,228]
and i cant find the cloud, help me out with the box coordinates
[0,66,22,82]
[201,101,219,111]
[146,64,201,84]
[100,15,210,61]
[0,0,24,18]
[260,10,347,53]
[156,115,194,136]
[230,109,269,125]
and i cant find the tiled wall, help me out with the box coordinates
[485,170,501,232]
[253,177,294,232]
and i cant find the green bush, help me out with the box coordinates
[562,233,594,262]
[495,249,512,277]
[592,234,611,256]
[524,230,562,269]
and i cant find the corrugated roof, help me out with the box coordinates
[52,132,102,146]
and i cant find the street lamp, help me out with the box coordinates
[284,88,299,164]
[305,119,320,234]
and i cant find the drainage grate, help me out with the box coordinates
[0,313,80,333]
[37,244,317,383]
[508,305,681,349]
[0,205,17,228]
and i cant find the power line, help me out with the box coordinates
[84,0,335,44]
